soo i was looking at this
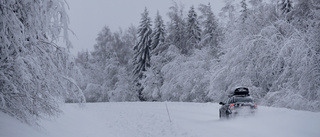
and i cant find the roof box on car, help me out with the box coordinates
[233,87,249,96]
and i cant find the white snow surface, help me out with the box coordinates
[1,102,320,137]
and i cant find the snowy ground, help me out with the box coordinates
[1,102,320,137]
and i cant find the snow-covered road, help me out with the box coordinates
[1,102,320,137]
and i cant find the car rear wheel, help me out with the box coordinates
[226,110,230,119]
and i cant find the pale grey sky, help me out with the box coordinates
[65,0,224,55]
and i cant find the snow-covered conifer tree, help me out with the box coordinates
[198,3,220,56]
[240,0,248,23]
[151,11,166,55]
[278,0,293,21]
[92,26,113,69]
[167,2,187,54]
[132,8,153,101]
[280,0,293,15]
[186,6,202,50]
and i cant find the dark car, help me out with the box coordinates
[219,87,257,119]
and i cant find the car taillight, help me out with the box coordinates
[255,104,257,109]
[230,104,234,109]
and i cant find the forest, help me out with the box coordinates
[1,0,319,125]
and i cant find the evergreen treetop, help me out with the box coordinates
[151,11,166,54]
[187,5,202,49]
[133,8,153,79]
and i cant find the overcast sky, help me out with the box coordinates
[65,0,224,55]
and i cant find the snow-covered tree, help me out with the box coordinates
[209,0,320,111]
[138,11,167,101]
[280,0,293,15]
[108,67,138,102]
[290,0,317,31]
[219,0,237,26]
[76,50,90,69]
[132,8,153,101]
[0,0,85,125]
[240,0,248,23]
[90,26,114,87]
[160,48,213,102]
[248,0,262,8]
[133,8,152,78]
[140,67,163,101]
[167,2,187,54]
[75,25,137,102]
[76,27,114,102]
[151,11,166,55]
[198,3,221,57]
[278,0,293,22]
[186,5,202,50]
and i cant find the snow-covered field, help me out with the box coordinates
[1,102,320,137]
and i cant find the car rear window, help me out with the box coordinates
[234,97,253,103]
